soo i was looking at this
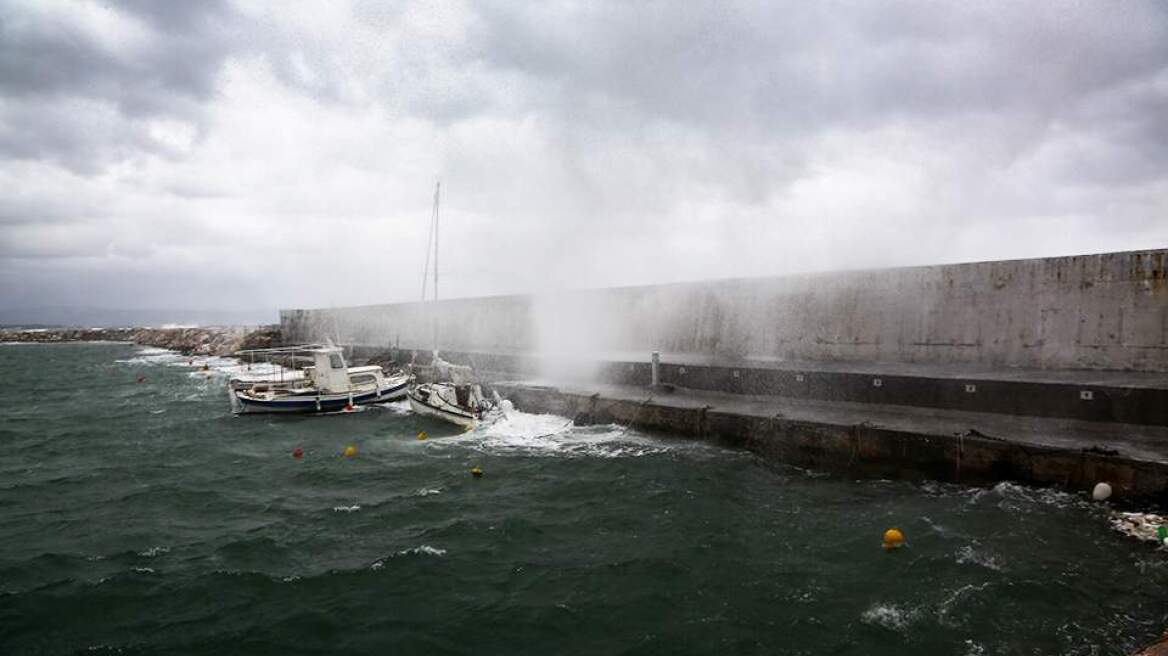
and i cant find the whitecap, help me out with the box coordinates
[375,400,411,414]
[333,505,361,513]
[397,545,446,557]
[137,546,169,558]
[413,487,442,497]
[955,545,1002,571]
[459,410,684,459]
[860,603,918,632]
[937,583,991,627]
[962,640,987,655]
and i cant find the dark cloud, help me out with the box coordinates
[0,0,1165,319]
[0,0,242,170]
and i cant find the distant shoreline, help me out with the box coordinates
[0,326,281,356]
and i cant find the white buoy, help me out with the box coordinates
[1092,482,1113,501]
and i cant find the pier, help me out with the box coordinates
[282,248,1168,502]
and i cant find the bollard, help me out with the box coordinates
[651,351,660,387]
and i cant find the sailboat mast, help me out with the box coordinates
[433,181,440,302]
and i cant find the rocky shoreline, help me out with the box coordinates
[0,325,281,356]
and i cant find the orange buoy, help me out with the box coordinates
[292,447,304,459]
[883,528,905,550]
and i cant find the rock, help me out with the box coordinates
[0,325,282,357]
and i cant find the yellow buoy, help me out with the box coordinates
[344,445,357,458]
[883,528,905,550]
[417,431,427,441]
[470,466,483,478]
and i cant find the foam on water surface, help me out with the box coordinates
[453,409,684,458]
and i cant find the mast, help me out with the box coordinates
[420,180,441,302]
[433,181,439,302]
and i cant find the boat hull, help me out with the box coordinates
[231,379,408,415]
[407,386,478,428]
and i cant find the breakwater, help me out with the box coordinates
[284,248,1168,372]
[0,325,281,356]
[493,381,1168,504]
[280,249,1168,504]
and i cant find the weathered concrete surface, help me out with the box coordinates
[283,249,1168,371]
[348,345,1168,426]
[492,381,1168,504]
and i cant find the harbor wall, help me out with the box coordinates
[492,383,1168,504]
[281,249,1168,372]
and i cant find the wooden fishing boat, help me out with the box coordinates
[229,346,409,414]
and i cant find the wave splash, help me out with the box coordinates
[464,410,678,458]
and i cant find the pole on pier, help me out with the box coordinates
[651,351,660,387]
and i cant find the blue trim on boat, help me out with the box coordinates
[235,380,408,413]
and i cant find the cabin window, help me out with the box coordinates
[350,374,376,385]
[329,353,344,369]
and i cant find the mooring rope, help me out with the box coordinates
[618,396,654,436]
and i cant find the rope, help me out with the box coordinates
[618,396,654,436]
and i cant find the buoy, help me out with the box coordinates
[344,403,355,412]
[883,528,905,550]
[470,466,483,478]
[344,445,357,458]
[1092,482,1112,501]
[292,447,304,459]
[417,431,427,441]
[136,376,145,384]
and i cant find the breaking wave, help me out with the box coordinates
[458,410,685,458]
[860,603,919,632]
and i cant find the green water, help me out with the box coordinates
[0,342,1165,655]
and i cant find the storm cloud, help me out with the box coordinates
[1,0,1166,321]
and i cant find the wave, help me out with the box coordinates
[442,409,694,459]
[370,545,447,570]
[860,603,919,632]
[954,544,1003,572]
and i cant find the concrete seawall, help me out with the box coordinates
[492,381,1168,504]
[285,249,1168,372]
[284,249,1168,501]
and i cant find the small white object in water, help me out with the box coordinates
[1092,482,1112,501]
[500,399,514,415]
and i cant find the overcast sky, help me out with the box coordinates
[1,0,1166,318]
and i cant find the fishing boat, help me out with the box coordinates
[407,380,495,428]
[228,345,409,414]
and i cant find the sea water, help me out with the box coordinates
[0,342,1165,655]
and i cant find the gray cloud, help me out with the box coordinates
[0,0,242,171]
[0,0,1166,320]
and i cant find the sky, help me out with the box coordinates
[1,0,1166,321]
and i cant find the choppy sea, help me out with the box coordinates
[1,342,1165,655]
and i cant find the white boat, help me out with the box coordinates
[405,183,504,429]
[229,346,409,414]
[407,381,494,428]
